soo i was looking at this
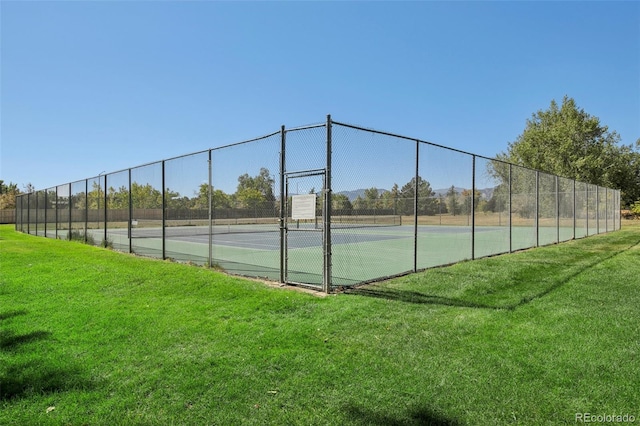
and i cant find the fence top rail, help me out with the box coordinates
[13,116,621,198]
[331,119,545,172]
[330,119,620,190]
[284,123,326,132]
[15,130,282,196]
[210,130,281,152]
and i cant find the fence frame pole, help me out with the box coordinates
[471,155,476,259]
[68,183,72,241]
[128,169,132,253]
[596,186,600,234]
[35,190,39,237]
[535,171,539,247]
[43,188,48,238]
[555,175,559,244]
[55,186,59,239]
[208,150,213,268]
[572,180,576,240]
[323,115,332,294]
[604,187,608,233]
[162,161,166,259]
[103,175,108,247]
[585,184,589,235]
[85,179,89,243]
[509,164,512,253]
[279,125,286,283]
[28,192,32,235]
[413,140,419,271]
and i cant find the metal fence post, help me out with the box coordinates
[617,190,620,230]
[555,176,560,243]
[604,187,608,233]
[85,179,89,243]
[44,188,48,238]
[128,169,132,253]
[596,186,600,234]
[572,179,576,240]
[103,175,108,247]
[585,184,589,235]
[208,150,213,268]
[471,155,476,259]
[413,141,419,272]
[323,114,332,293]
[279,125,286,284]
[55,186,59,239]
[162,161,166,259]
[35,190,38,236]
[535,171,539,247]
[68,183,72,241]
[14,196,18,232]
[509,164,512,253]
[27,193,31,235]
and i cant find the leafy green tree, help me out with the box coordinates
[485,183,508,214]
[398,177,437,215]
[332,194,352,212]
[379,183,400,213]
[351,187,382,210]
[131,183,162,209]
[70,190,88,209]
[0,180,20,209]
[193,184,232,210]
[437,193,448,215]
[352,196,366,211]
[606,139,640,207]
[364,188,378,198]
[498,96,640,206]
[446,186,460,216]
[460,189,482,215]
[163,188,184,210]
[86,181,105,210]
[236,168,276,210]
[107,186,129,209]
[237,187,265,211]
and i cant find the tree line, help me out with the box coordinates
[15,170,496,218]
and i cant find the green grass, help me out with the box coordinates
[1,222,639,425]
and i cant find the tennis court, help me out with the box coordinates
[16,116,621,292]
[87,222,576,288]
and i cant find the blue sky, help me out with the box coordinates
[2,1,639,195]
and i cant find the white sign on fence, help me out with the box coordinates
[291,194,317,220]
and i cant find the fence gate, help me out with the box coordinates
[284,170,326,288]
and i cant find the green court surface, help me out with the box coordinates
[89,224,595,289]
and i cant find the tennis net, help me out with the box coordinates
[129,214,402,238]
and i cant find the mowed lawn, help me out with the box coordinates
[1,222,639,425]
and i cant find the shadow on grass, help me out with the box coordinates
[0,330,51,351]
[344,403,461,426]
[0,362,92,401]
[0,310,28,321]
[344,288,505,310]
[1,312,94,401]
[346,236,640,311]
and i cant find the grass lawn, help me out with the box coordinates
[1,222,639,425]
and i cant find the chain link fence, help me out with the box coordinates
[15,116,622,292]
